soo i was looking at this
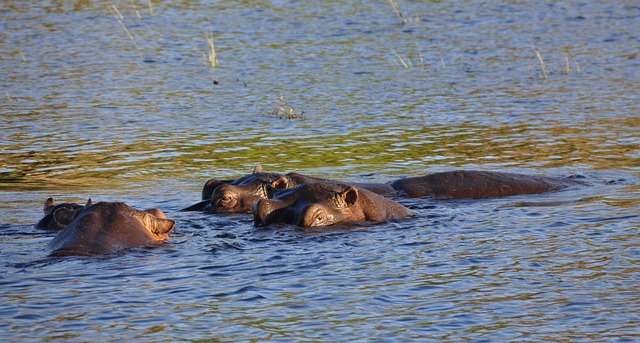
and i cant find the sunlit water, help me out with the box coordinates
[1,0,639,341]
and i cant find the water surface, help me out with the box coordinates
[1,0,639,341]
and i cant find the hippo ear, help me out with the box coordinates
[253,164,263,173]
[152,218,175,235]
[53,207,79,226]
[85,199,93,207]
[271,176,290,190]
[341,185,359,206]
[144,208,167,219]
[202,179,227,200]
[44,198,55,215]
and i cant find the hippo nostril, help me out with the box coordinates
[253,199,270,226]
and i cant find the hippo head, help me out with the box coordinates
[209,172,293,213]
[48,202,176,256]
[253,183,363,227]
[35,198,93,230]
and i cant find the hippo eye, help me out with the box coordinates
[314,214,326,226]
[217,194,236,208]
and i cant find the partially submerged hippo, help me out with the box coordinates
[185,167,585,214]
[46,200,175,256]
[253,183,414,227]
[182,171,288,213]
[389,170,586,199]
[35,198,93,230]
[182,165,400,213]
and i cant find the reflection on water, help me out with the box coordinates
[1,0,639,341]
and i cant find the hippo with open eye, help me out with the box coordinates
[253,183,414,227]
[181,165,398,213]
[35,198,93,230]
[181,170,291,213]
[184,166,586,214]
[46,201,176,256]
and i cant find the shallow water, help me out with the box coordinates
[1,0,639,341]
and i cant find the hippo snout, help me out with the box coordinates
[253,198,291,227]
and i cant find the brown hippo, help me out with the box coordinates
[181,170,289,213]
[47,201,175,256]
[253,183,414,227]
[35,198,93,230]
[182,166,396,213]
[389,170,587,199]
[185,167,585,214]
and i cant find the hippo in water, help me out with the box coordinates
[46,200,175,256]
[253,183,414,227]
[184,166,585,214]
[182,165,397,213]
[36,198,93,230]
[388,170,586,199]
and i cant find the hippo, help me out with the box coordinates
[253,183,414,227]
[35,198,93,230]
[184,166,585,214]
[388,170,587,199]
[46,201,175,256]
[181,170,289,213]
[182,166,396,213]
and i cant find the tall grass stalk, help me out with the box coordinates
[387,0,407,25]
[390,48,411,68]
[109,5,142,58]
[206,33,219,68]
[438,52,446,69]
[534,49,548,79]
[147,0,153,15]
[416,43,425,68]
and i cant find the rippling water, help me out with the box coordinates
[1,0,639,341]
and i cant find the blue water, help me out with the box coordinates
[1,0,639,341]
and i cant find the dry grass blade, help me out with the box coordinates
[387,0,408,25]
[534,49,548,79]
[109,5,142,58]
[389,47,411,68]
[206,33,219,68]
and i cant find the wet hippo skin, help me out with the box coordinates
[184,167,585,214]
[35,198,93,230]
[389,170,587,199]
[183,169,397,213]
[47,201,175,256]
[253,183,414,227]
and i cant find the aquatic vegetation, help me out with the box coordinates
[386,0,420,25]
[205,33,219,68]
[534,49,549,79]
[387,0,408,25]
[272,94,303,119]
[109,4,142,59]
[532,48,581,79]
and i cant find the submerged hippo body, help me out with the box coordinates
[389,170,586,199]
[253,183,414,227]
[48,201,175,256]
